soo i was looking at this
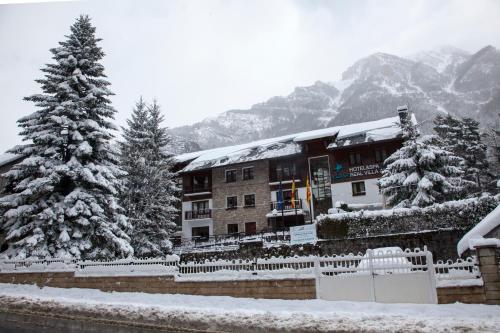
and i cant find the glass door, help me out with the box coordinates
[308,156,332,218]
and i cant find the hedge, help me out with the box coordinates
[316,196,499,239]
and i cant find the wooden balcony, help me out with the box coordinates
[268,173,305,184]
[184,209,212,220]
[183,184,212,194]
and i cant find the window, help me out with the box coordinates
[227,223,239,234]
[187,174,209,192]
[375,149,387,163]
[282,190,298,201]
[276,163,296,180]
[242,167,254,180]
[244,194,255,207]
[352,181,366,196]
[349,152,362,166]
[225,169,236,182]
[226,196,238,209]
[245,222,257,235]
[192,200,208,212]
[191,226,209,240]
[193,175,209,187]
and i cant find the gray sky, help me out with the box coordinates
[1,0,499,153]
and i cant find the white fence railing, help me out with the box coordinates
[0,258,78,272]
[0,249,482,286]
[434,257,482,287]
[318,247,431,276]
[75,257,179,277]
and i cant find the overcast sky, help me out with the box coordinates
[1,0,499,153]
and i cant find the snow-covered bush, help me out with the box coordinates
[317,196,498,239]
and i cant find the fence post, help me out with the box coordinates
[425,248,438,304]
[367,249,376,302]
[475,244,500,305]
[314,256,321,299]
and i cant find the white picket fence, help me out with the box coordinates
[434,257,482,287]
[0,258,78,272]
[75,256,179,277]
[0,249,482,287]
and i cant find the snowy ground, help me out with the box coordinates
[0,284,499,332]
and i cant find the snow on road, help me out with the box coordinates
[0,283,499,332]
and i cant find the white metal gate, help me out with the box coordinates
[315,247,438,304]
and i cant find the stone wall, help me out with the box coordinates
[212,160,271,235]
[437,286,486,304]
[0,272,315,300]
[476,245,500,305]
[0,270,491,304]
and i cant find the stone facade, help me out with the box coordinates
[437,285,486,304]
[212,160,271,235]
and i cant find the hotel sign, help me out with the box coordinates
[290,224,317,245]
[333,163,381,181]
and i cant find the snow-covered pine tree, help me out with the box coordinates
[120,99,179,257]
[119,97,150,225]
[0,15,133,259]
[379,114,468,208]
[433,115,491,193]
[461,117,491,190]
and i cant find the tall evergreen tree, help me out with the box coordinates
[120,99,179,258]
[0,16,132,259]
[379,113,468,208]
[433,115,491,193]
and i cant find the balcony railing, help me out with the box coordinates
[268,173,304,184]
[184,209,212,220]
[183,184,212,194]
[270,199,303,211]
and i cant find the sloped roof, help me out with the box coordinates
[175,116,402,172]
[457,203,500,256]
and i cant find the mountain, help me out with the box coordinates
[169,45,500,152]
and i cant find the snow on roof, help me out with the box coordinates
[175,116,402,172]
[457,203,500,256]
[0,152,23,168]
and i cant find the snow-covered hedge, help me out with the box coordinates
[316,196,499,239]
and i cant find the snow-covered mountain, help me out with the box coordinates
[170,45,500,152]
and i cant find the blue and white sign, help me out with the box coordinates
[290,224,317,245]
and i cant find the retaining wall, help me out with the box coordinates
[0,272,316,300]
[437,286,486,304]
[0,270,486,304]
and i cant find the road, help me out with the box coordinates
[0,311,189,333]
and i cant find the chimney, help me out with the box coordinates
[397,104,409,124]
[397,104,417,139]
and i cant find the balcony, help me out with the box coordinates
[268,173,304,184]
[183,184,212,194]
[184,209,212,220]
[270,199,303,211]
